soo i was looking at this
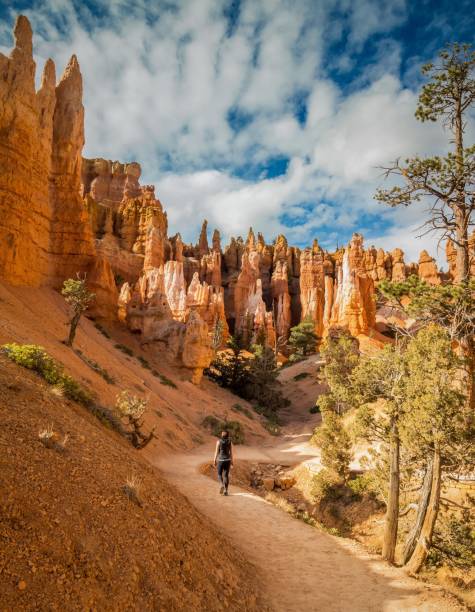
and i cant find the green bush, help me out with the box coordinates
[293,371,311,381]
[309,404,320,414]
[138,356,151,370]
[115,343,134,357]
[151,369,177,389]
[310,469,342,501]
[75,349,115,384]
[201,415,245,444]
[94,322,111,339]
[347,473,378,499]
[232,403,254,419]
[2,343,93,407]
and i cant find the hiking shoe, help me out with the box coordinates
[224,490,229,496]
[219,486,224,495]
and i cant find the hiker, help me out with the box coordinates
[213,430,233,496]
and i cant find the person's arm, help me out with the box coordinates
[230,442,234,467]
[213,440,219,466]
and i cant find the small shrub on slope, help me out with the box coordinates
[116,391,155,449]
[201,415,245,444]
[2,344,93,407]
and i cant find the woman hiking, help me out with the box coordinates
[213,430,233,496]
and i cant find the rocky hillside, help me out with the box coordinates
[0,353,266,610]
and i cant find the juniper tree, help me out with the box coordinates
[350,344,408,563]
[61,276,95,347]
[318,329,360,415]
[401,326,468,574]
[288,317,319,361]
[312,410,352,481]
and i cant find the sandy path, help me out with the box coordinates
[156,438,460,612]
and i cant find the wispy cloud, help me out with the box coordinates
[2,0,474,264]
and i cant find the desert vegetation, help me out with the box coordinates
[61,276,95,347]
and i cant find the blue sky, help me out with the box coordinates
[1,0,474,263]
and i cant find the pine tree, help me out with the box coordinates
[288,317,319,361]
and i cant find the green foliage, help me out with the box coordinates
[430,510,475,570]
[62,277,95,313]
[62,276,95,347]
[379,276,475,342]
[94,322,111,339]
[152,370,177,388]
[205,334,248,390]
[311,411,352,480]
[401,326,469,465]
[115,343,134,357]
[116,390,147,420]
[375,43,475,283]
[75,349,115,384]
[415,44,475,125]
[347,473,380,500]
[206,335,288,417]
[319,329,360,415]
[288,317,319,359]
[232,403,254,419]
[244,344,288,413]
[311,469,342,501]
[201,415,245,444]
[2,343,93,406]
[116,390,155,449]
[211,319,225,352]
[309,404,320,414]
[293,371,311,381]
[138,356,151,370]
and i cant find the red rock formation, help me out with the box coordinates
[417,250,441,285]
[0,16,94,286]
[234,251,260,335]
[299,242,325,337]
[4,15,462,355]
[198,220,209,258]
[182,311,213,384]
[87,256,119,319]
[82,158,141,204]
[49,54,95,283]
[390,248,406,282]
[271,261,291,340]
[330,234,376,336]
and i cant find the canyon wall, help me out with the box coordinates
[0,16,95,287]
[1,16,470,382]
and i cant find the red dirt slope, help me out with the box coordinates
[0,355,266,611]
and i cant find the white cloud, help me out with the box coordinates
[2,0,473,264]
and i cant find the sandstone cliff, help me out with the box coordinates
[0,16,95,287]
[2,16,467,385]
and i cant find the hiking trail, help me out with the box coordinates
[155,432,461,612]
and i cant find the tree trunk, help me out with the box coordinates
[453,99,470,283]
[66,312,81,347]
[402,457,433,565]
[405,445,442,574]
[454,205,470,283]
[382,419,400,563]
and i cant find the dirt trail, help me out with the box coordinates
[156,436,461,612]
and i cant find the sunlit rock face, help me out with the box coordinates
[0,16,94,286]
[3,15,466,381]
